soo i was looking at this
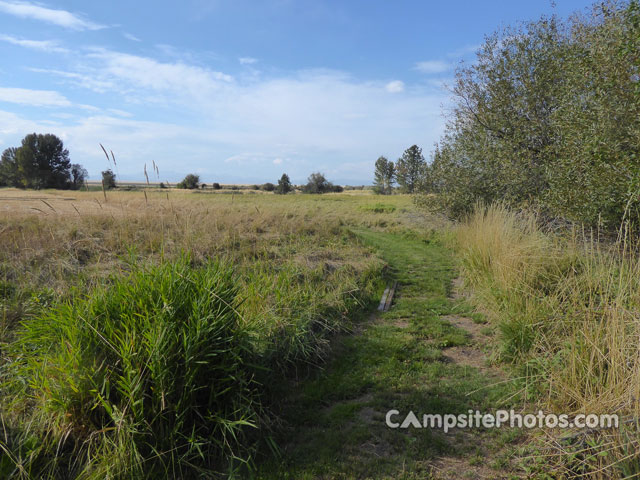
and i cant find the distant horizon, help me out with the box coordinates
[0,0,595,184]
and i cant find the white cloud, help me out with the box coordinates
[239,57,258,65]
[0,34,68,53]
[0,109,39,135]
[385,80,404,93]
[414,60,451,74]
[85,49,233,99]
[5,48,450,183]
[123,33,141,42]
[0,1,105,30]
[0,87,71,106]
[107,108,134,117]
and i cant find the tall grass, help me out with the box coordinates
[455,203,640,477]
[2,258,260,478]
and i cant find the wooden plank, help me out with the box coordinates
[378,284,391,311]
[384,281,398,311]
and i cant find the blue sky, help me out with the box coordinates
[0,0,594,184]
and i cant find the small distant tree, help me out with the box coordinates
[396,145,426,193]
[212,182,221,190]
[262,182,275,192]
[102,169,116,189]
[373,156,395,194]
[275,174,293,194]
[177,173,200,189]
[70,164,88,190]
[201,183,207,189]
[303,172,336,194]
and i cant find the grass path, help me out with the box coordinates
[257,229,525,479]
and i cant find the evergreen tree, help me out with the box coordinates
[395,145,426,193]
[373,156,395,194]
[275,173,293,194]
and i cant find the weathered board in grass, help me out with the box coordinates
[377,281,397,311]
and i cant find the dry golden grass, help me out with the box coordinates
[455,203,640,477]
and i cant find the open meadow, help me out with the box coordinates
[0,188,431,478]
[2,189,640,479]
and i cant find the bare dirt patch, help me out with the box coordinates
[443,345,488,370]
[441,314,487,339]
[430,455,510,480]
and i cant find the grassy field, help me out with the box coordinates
[1,188,636,478]
[0,188,438,478]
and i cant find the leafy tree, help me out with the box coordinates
[177,173,200,189]
[417,2,640,227]
[70,164,88,190]
[303,172,337,194]
[275,173,293,194]
[18,133,72,189]
[373,156,395,194]
[0,134,78,189]
[212,182,221,190]
[262,182,275,192]
[102,169,117,189]
[396,145,426,193]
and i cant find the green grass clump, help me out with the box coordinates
[359,203,396,213]
[2,258,259,478]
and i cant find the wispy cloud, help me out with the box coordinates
[0,86,71,106]
[385,80,404,93]
[414,60,451,74]
[0,1,105,30]
[123,33,141,42]
[239,57,258,65]
[28,68,117,94]
[85,49,233,100]
[0,33,68,53]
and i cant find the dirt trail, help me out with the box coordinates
[429,278,518,480]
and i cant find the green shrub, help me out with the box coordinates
[176,173,200,189]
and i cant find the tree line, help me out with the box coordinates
[0,133,87,190]
[177,172,343,194]
[416,0,640,228]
